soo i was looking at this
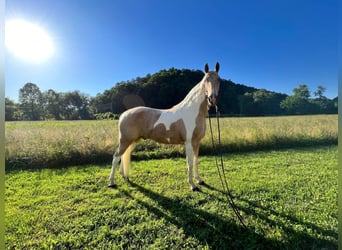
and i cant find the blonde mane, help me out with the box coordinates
[173,80,205,109]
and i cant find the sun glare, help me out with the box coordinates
[5,19,54,63]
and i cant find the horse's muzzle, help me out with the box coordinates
[207,95,217,107]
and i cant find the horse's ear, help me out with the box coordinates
[204,63,209,73]
[215,62,220,73]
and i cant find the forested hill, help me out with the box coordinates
[92,67,286,115]
[91,67,336,116]
[5,68,338,121]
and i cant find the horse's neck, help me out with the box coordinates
[174,81,205,109]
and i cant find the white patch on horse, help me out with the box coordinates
[153,84,204,141]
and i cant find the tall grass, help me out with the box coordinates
[5,115,337,169]
[5,120,117,168]
[201,115,337,153]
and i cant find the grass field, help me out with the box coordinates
[5,115,338,249]
[5,115,337,169]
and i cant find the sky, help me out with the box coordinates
[5,0,338,101]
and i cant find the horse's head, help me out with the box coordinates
[203,62,220,107]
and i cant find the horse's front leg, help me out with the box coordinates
[185,142,200,191]
[193,143,205,185]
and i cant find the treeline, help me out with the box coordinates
[5,68,337,121]
[6,84,92,121]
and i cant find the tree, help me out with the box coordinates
[61,91,91,120]
[238,89,286,116]
[280,84,312,114]
[19,82,43,120]
[314,85,326,99]
[332,97,338,112]
[252,89,286,115]
[293,84,310,99]
[218,80,240,114]
[43,89,62,120]
[310,85,328,113]
[5,98,19,121]
[239,92,256,115]
[279,84,334,115]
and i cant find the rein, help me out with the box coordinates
[208,106,247,229]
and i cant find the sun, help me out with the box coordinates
[5,19,54,63]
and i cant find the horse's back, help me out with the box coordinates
[119,106,161,124]
[118,106,188,144]
[118,106,162,141]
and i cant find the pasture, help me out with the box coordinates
[5,115,338,249]
[5,115,337,169]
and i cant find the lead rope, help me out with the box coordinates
[208,106,247,229]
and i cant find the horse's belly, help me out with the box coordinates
[154,134,185,144]
[149,122,186,145]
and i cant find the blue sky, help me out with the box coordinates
[5,0,338,101]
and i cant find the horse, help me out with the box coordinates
[108,62,220,191]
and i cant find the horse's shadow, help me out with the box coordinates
[121,181,273,249]
[120,181,337,249]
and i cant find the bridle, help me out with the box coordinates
[204,76,219,107]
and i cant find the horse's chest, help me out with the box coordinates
[192,117,206,140]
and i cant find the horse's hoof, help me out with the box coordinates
[198,180,206,186]
[108,184,117,189]
[192,186,202,192]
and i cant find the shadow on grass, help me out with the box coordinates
[5,152,112,173]
[121,181,273,249]
[200,137,337,156]
[123,181,337,249]
[240,198,337,248]
[203,183,337,249]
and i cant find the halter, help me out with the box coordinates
[203,69,219,108]
[204,83,218,107]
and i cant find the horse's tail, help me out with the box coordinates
[121,142,136,178]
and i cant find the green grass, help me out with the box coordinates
[5,115,338,248]
[6,146,337,249]
[5,115,338,169]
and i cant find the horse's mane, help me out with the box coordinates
[172,80,204,109]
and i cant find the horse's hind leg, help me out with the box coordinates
[108,151,121,188]
[108,141,131,188]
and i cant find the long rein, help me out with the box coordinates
[207,106,247,229]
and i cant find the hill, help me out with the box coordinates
[91,68,288,116]
[5,68,337,121]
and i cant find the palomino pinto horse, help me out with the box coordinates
[109,62,220,191]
